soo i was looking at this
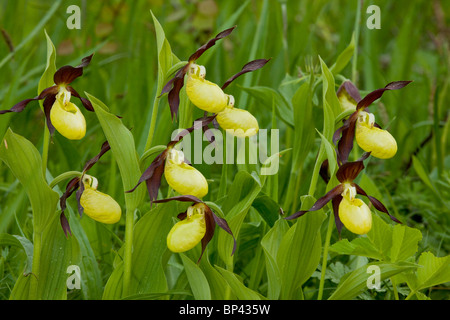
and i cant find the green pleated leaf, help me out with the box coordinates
[0,129,59,234]
[37,215,81,300]
[103,202,175,298]
[198,256,234,300]
[260,219,289,299]
[9,215,81,300]
[180,253,211,300]
[217,171,262,267]
[38,30,56,109]
[87,93,146,211]
[277,195,326,299]
[215,266,263,300]
[66,208,103,299]
[328,261,417,300]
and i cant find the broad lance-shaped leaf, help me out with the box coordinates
[0,129,59,233]
[87,93,146,210]
[278,195,326,299]
[328,261,417,300]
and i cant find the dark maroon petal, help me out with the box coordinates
[331,194,344,238]
[176,211,188,220]
[127,150,169,204]
[337,81,362,103]
[167,76,184,120]
[159,66,188,97]
[53,54,94,85]
[146,163,165,204]
[152,195,203,204]
[0,98,36,114]
[284,184,345,220]
[336,159,365,183]
[211,210,237,256]
[171,114,217,142]
[197,207,217,264]
[188,26,236,62]
[284,210,308,220]
[75,181,85,217]
[60,212,72,237]
[319,159,330,184]
[335,112,358,165]
[356,80,412,111]
[59,177,81,217]
[354,184,402,224]
[43,95,56,136]
[67,86,94,111]
[0,86,58,115]
[82,141,111,173]
[221,58,271,90]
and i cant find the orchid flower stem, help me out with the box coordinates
[41,125,50,179]
[123,206,136,297]
[318,212,334,300]
[49,171,83,189]
[391,277,400,300]
[144,95,161,152]
[31,124,51,299]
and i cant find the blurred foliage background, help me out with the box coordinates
[0,0,448,299]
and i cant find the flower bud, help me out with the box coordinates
[185,64,228,113]
[50,97,86,140]
[167,204,207,253]
[355,111,397,159]
[164,149,208,198]
[338,197,372,235]
[79,176,121,224]
[216,101,259,138]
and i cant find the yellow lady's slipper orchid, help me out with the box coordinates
[164,149,208,198]
[0,55,94,139]
[216,96,259,138]
[166,203,207,253]
[79,175,121,224]
[185,64,228,114]
[50,88,86,140]
[355,111,397,159]
[338,183,372,235]
[286,157,400,236]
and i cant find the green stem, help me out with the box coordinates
[405,290,416,300]
[139,145,167,166]
[391,277,399,300]
[317,212,334,300]
[123,205,136,297]
[144,96,161,152]
[49,171,83,189]
[41,126,50,179]
[29,231,42,299]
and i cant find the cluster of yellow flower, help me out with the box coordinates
[286,80,411,236]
